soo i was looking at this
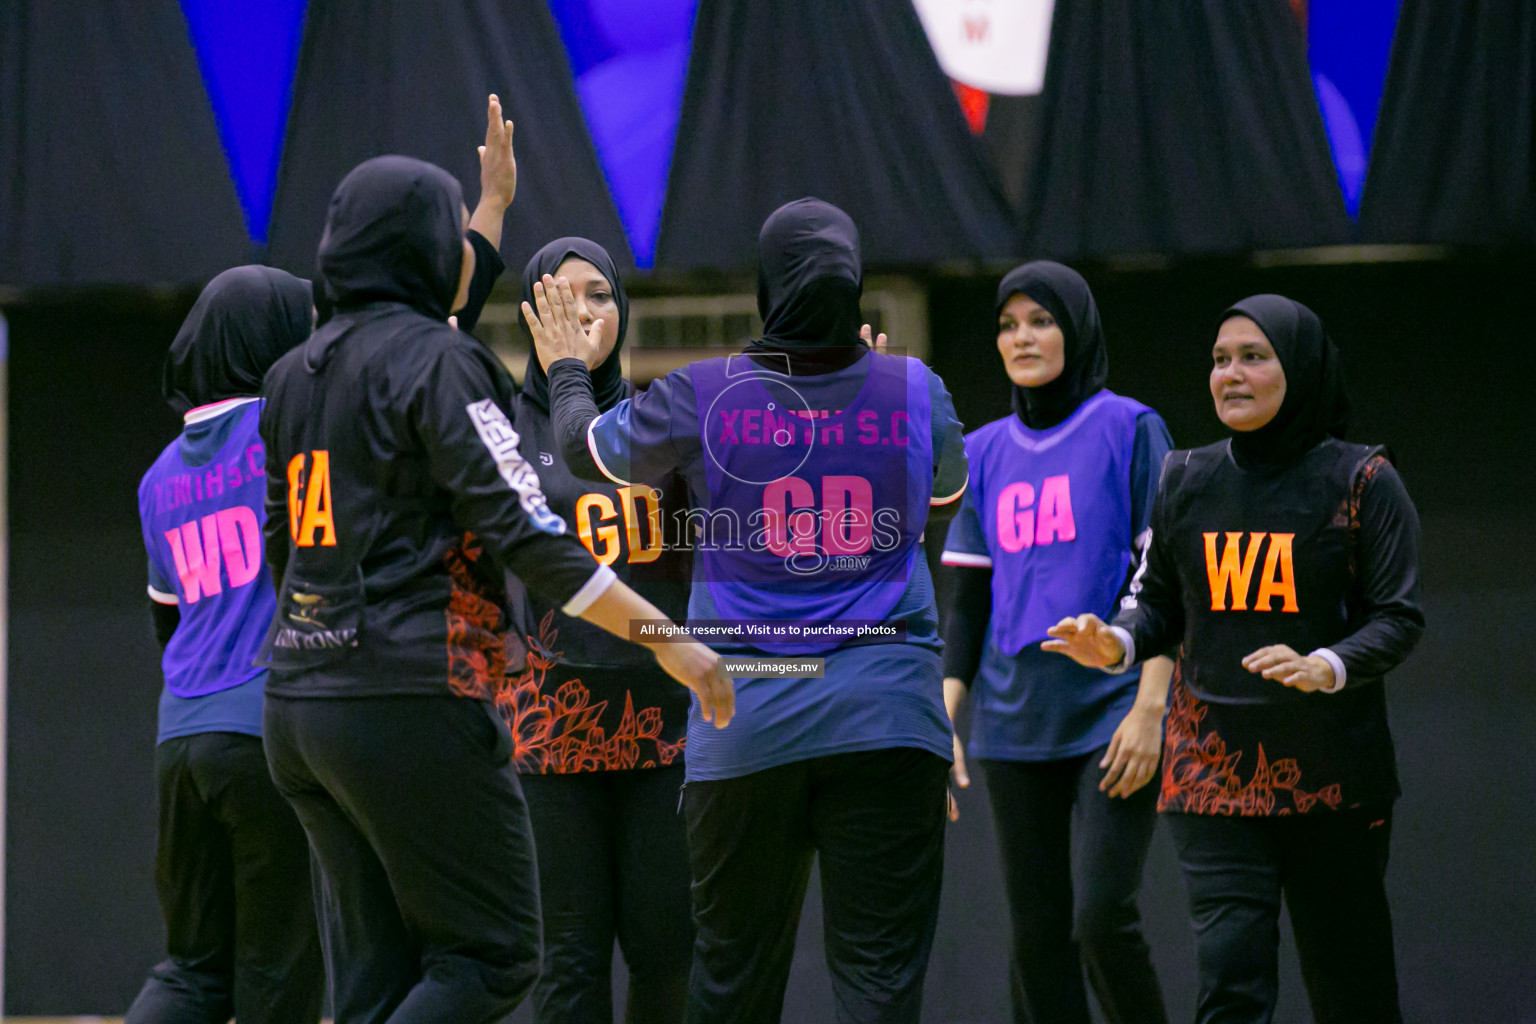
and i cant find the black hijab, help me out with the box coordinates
[746,197,867,375]
[996,261,1109,429]
[311,277,334,328]
[519,237,630,412]
[1220,294,1348,470]
[163,265,313,415]
[316,155,464,321]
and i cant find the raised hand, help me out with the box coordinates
[860,323,889,354]
[1041,613,1126,668]
[468,94,517,249]
[479,93,516,211]
[1242,644,1335,692]
[522,274,603,370]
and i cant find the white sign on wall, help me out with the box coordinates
[912,0,1056,97]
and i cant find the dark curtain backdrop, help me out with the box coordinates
[6,0,1536,290]
[0,0,250,286]
[265,0,631,278]
[1022,0,1349,259]
[978,94,1045,218]
[1359,0,1536,246]
[654,0,1019,271]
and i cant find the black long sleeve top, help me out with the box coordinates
[1111,440,1424,815]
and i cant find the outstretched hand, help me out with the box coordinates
[522,274,603,370]
[653,640,735,728]
[1041,613,1126,668]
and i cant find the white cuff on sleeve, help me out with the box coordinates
[931,477,968,505]
[1311,648,1347,693]
[1105,626,1137,675]
[940,550,993,568]
[587,419,631,486]
[148,585,179,606]
[561,565,618,617]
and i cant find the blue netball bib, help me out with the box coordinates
[685,350,934,654]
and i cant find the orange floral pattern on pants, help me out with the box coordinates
[444,534,506,701]
[1159,665,1343,816]
[494,612,687,773]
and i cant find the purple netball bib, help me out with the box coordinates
[139,402,274,698]
[687,351,933,654]
[971,392,1146,654]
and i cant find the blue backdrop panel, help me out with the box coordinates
[1306,0,1400,217]
[551,0,696,268]
[178,0,309,244]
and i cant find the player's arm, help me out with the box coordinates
[531,275,686,485]
[1324,459,1424,683]
[927,367,968,522]
[1096,421,1178,796]
[939,486,992,684]
[545,357,609,481]
[937,480,989,794]
[458,94,515,333]
[467,94,515,249]
[1045,455,1184,670]
[1106,411,1179,677]
[412,339,733,723]
[412,341,607,600]
[1246,457,1424,694]
[150,602,181,647]
[145,555,181,648]
[259,403,292,596]
[576,581,733,725]
[524,272,611,479]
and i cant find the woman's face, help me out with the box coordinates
[452,205,475,315]
[1211,316,1287,431]
[997,294,1066,388]
[538,257,620,370]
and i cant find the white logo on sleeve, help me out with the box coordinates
[1119,528,1152,612]
[466,399,567,535]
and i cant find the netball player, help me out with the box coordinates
[258,155,731,1024]
[1045,295,1424,1024]
[132,266,323,1024]
[527,197,969,1024]
[940,261,1171,1024]
[507,238,695,1023]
